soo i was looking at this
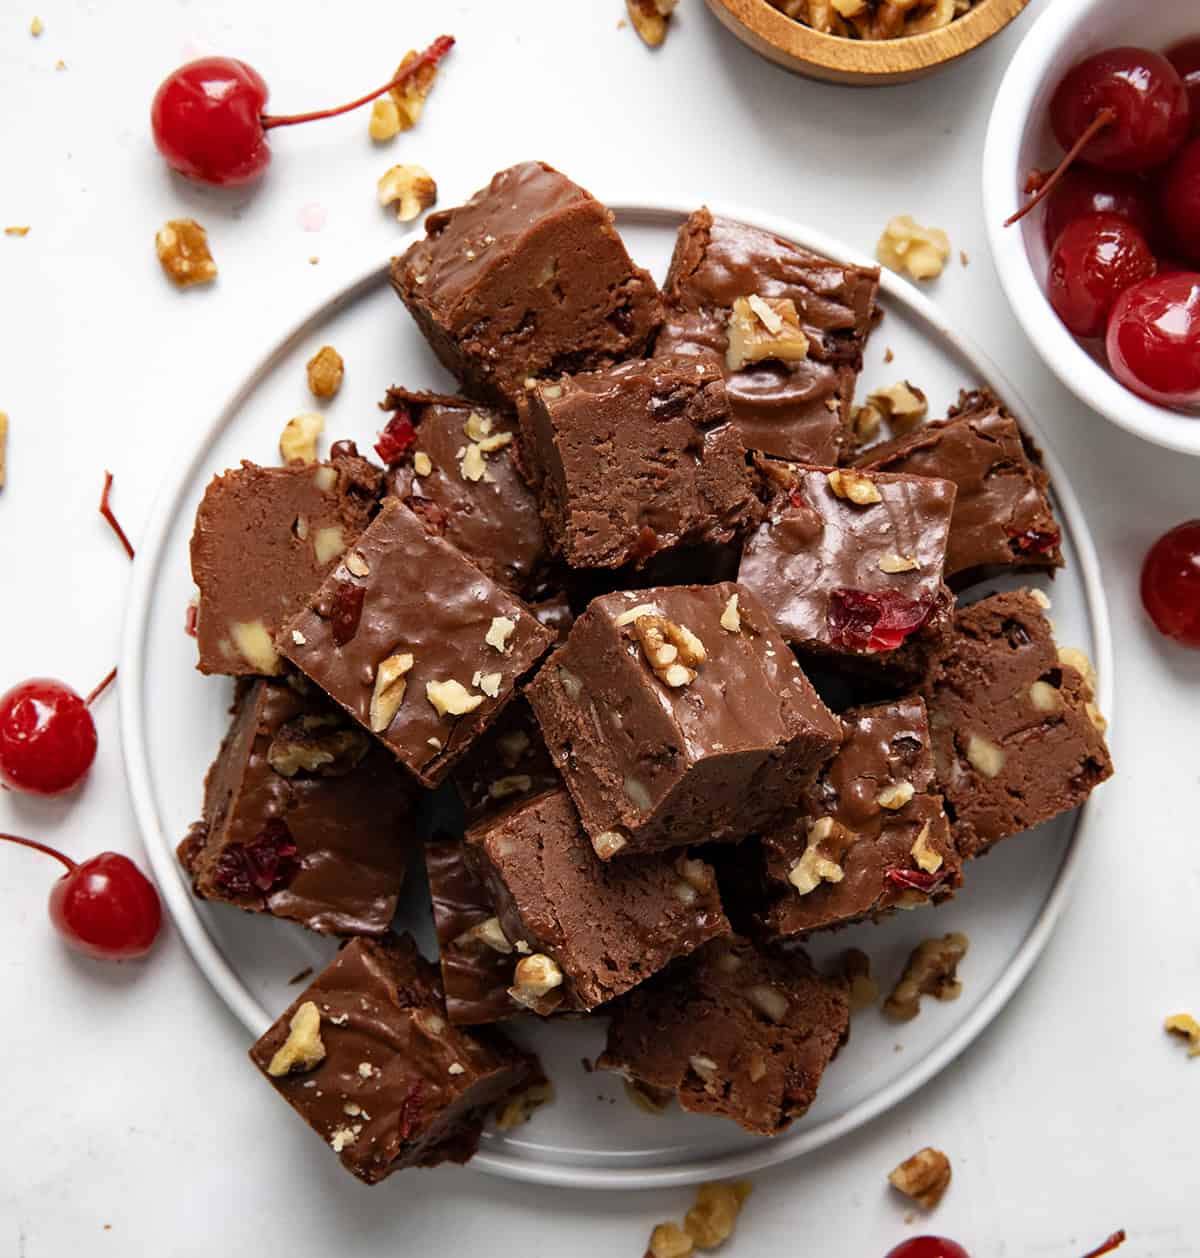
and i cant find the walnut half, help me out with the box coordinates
[889,1146,952,1209]
[884,933,969,1022]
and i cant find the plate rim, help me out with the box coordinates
[119,199,1115,1191]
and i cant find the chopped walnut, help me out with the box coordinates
[910,820,943,873]
[464,412,493,440]
[837,948,879,1011]
[4,225,30,237]
[884,933,969,1022]
[378,163,437,223]
[889,1147,952,1209]
[647,1223,694,1258]
[624,1078,671,1114]
[266,1000,326,1077]
[488,773,533,800]
[877,780,915,810]
[306,346,344,400]
[879,552,920,574]
[719,593,741,633]
[726,295,810,372]
[787,815,849,895]
[426,678,485,718]
[344,551,370,578]
[746,984,789,1023]
[615,601,663,628]
[827,467,882,505]
[965,733,1006,779]
[312,524,345,565]
[509,953,564,1007]
[30,15,43,35]
[495,1080,554,1130]
[485,615,516,652]
[279,412,325,466]
[869,380,928,434]
[369,96,402,141]
[389,48,442,129]
[475,671,502,699]
[627,0,678,47]
[267,718,370,778]
[592,829,629,860]
[1165,1013,1200,1057]
[877,216,951,282]
[155,218,218,288]
[369,653,413,732]
[412,451,433,477]
[230,619,281,674]
[1029,680,1062,713]
[633,613,706,688]
[1057,645,1099,695]
[684,1181,753,1251]
[852,401,883,446]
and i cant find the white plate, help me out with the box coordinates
[120,202,1114,1191]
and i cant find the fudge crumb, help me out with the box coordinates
[0,411,7,490]
[30,15,43,35]
[876,215,951,281]
[155,218,218,288]
[266,1000,326,1077]
[306,345,344,400]
[884,933,970,1022]
[627,0,678,48]
[495,1080,554,1130]
[884,346,895,363]
[1165,1013,1200,1057]
[581,1056,594,1073]
[288,966,314,985]
[960,250,970,267]
[4,226,30,237]
[889,1147,952,1210]
[378,163,437,223]
[684,1181,753,1248]
[868,380,927,434]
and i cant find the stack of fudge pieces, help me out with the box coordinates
[180,161,1112,1184]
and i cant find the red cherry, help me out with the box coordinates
[1106,272,1200,407]
[1166,38,1200,133]
[375,407,418,464]
[150,37,455,188]
[827,589,933,653]
[1048,213,1157,337]
[1160,136,1200,263]
[1141,520,1200,648]
[1,834,162,960]
[0,680,97,796]
[1042,169,1158,251]
[884,1239,970,1258]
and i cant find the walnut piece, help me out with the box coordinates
[746,984,789,1023]
[508,954,564,1008]
[426,678,485,718]
[1165,1013,1200,1057]
[889,1146,952,1209]
[827,467,882,505]
[592,829,629,860]
[910,820,943,873]
[495,1080,554,1131]
[266,1000,326,1077]
[852,401,883,446]
[230,619,281,674]
[965,733,1006,779]
[389,48,442,130]
[267,717,370,778]
[468,916,513,954]
[1029,679,1062,712]
[647,1222,694,1258]
[719,594,741,633]
[306,345,344,400]
[877,215,951,281]
[312,523,345,565]
[624,1078,671,1114]
[368,96,401,141]
[155,218,218,288]
[868,380,928,434]
[615,601,663,628]
[344,551,370,578]
[633,614,706,688]
[378,163,437,223]
[879,552,920,574]
[884,933,970,1022]
[369,652,414,732]
[726,295,810,372]
[877,780,915,810]
[412,451,433,477]
[279,412,325,466]
[30,16,44,35]
[684,1181,753,1251]
[787,815,849,895]
[486,615,516,652]
[627,0,678,47]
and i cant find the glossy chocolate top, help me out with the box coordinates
[655,209,879,462]
[738,462,956,655]
[179,678,414,937]
[465,789,729,1011]
[279,499,554,788]
[858,390,1063,581]
[190,449,382,676]
[382,389,549,595]
[249,935,537,1183]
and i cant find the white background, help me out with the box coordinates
[0,1,1196,1254]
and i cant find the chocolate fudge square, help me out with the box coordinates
[463,789,730,1014]
[757,696,961,938]
[858,389,1064,585]
[526,583,843,858]
[249,935,541,1183]
[177,679,415,936]
[655,208,879,463]
[454,698,562,826]
[597,935,849,1136]
[381,388,549,596]
[738,462,956,683]
[190,447,382,676]
[392,161,663,410]
[279,499,554,788]
[517,356,759,569]
[921,590,1112,859]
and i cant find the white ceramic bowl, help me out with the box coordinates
[983,0,1200,457]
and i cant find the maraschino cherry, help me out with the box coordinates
[151,34,454,186]
[1167,38,1200,132]
[884,1239,969,1258]
[1106,271,1200,407]
[1042,168,1158,251]
[0,834,161,960]
[1048,213,1157,338]
[1160,136,1200,262]
[1141,519,1200,648]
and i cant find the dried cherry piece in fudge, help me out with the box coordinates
[464,789,729,1013]
[249,934,542,1183]
[426,837,519,1025]
[857,389,1064,586]
[380,388,549,596]
[921,590,1113,859]
[597,935,849,1135]
[738,462,956,685]
[279,499,554,788]
[391,161,664,410]
[189,447,382,676]
[655,208,879,463]
[756,696,960,938]
[525,583,843,858]
[516,356,759,569]
[177,679,416,936]
[454,699,562,826]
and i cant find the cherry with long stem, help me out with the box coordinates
[1080,1231,1126,1258]
[1005,109,1116,227]
[99,470,134,559]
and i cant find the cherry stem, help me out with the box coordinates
[1080,1231,1126,1258]
[0,832,76,874]
[100,471,135,560]
[260,34,455,131]
[85,666,117,707]
[1004,108,1118,228]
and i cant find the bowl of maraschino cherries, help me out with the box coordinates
[984,0,1200,456]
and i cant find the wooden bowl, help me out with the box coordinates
[706,0,1031,85]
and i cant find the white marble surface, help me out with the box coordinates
[0,1,1196,1253]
